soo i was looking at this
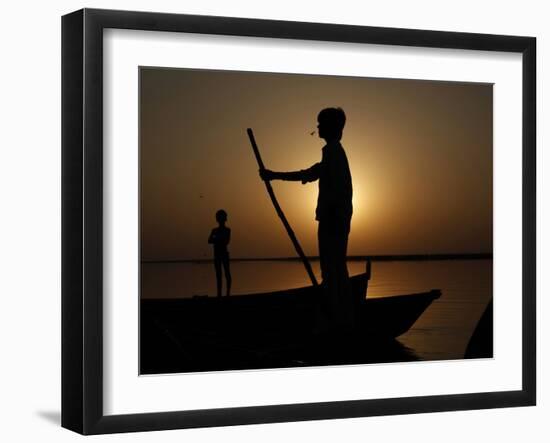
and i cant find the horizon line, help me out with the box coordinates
[142,252,493,264]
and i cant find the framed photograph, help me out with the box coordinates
[62,8,536,435]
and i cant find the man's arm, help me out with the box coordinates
[260,163,321,183]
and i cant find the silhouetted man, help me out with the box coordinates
[208,209,232,297]
[261,108,354,330]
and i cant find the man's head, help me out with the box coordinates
[317,107,346,142]
[216,209,227,224]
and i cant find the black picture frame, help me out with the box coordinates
[62,8,536,435]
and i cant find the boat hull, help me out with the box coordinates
[140,271,441,374]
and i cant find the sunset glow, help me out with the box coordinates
[140,68,492,261]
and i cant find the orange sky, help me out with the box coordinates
[140,68,492,261]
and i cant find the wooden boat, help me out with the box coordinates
[140,261,441,374]
[140,130,441,373]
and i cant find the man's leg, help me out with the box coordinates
[318,222,329,283]
[318,221,341,329]
[319,219,353,330]
[316,222,333,331]
[335,219,354,329]
[214,257,222,297]
[222,255,232,297]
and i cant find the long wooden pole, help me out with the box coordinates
[247,128,319,287]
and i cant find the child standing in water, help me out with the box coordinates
[208,209,232,297]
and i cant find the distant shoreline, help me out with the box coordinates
[142,253,493,264]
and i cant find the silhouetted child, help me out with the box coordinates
[208,209,232,297]
[260,107,354,331]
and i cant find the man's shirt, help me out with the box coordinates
[300,141,353,223]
